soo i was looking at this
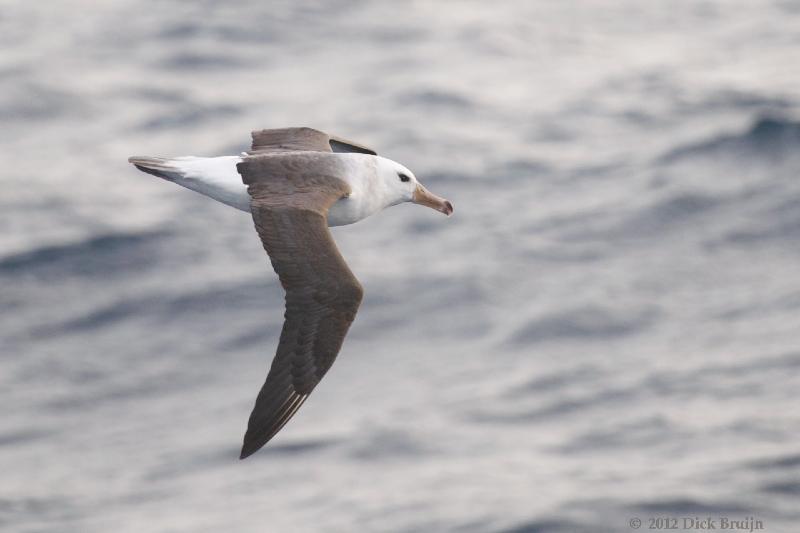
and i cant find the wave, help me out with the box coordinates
[760,481,800,495]
[35,279,280,335]
[523,188,723,247]
[706,188,800,249]
[158,52,246,71]
[469,383,639,425]
[396,88,474,110]
[498,517,594,533]
[547,182,797,249]
[0,230,167,281]
[747,452,800,471]
[628,497,753,515]
[508,305,657,346]
[659,115,800,163]
[577,192,722,244]
[0,429,48,448]
[505,365,603,396]
[558,415,679,453]
[349,428,435,461]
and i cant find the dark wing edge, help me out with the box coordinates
[328,135,377,156]
[248,127,377,156]
[237,159,363,459]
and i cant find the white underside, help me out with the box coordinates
[154,154,382,227]
[165,156,251,212]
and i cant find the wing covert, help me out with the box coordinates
[248,127,377,156]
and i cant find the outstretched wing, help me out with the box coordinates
[236,154,363,459]
[248,127,377,156]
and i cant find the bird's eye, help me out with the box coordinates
[398,173,411,183]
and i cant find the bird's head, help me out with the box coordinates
[377,156,453,216]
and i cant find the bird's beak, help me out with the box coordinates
[412,184,453,216]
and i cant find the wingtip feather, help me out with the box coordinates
[239,448,254,460]
[238,393,309,459]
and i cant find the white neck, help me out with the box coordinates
[327,154,396,226]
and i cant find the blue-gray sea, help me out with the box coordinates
[2,2,799,532]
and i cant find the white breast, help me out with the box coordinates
[327,153,384,226]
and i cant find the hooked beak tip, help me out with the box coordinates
[443,200,454,216]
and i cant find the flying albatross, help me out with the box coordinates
[129,127,453,459]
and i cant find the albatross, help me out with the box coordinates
[129,127,453,459]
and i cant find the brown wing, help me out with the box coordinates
[248,127,377,156]
[236,154,363,459]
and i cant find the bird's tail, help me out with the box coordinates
[128,156,184,182]
[127,154,251,212]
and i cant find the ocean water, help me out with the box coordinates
[2,1,800,532]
